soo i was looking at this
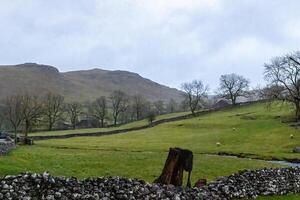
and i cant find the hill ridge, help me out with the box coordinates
[0,63,184,102]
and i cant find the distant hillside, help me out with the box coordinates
[0,63,184,102]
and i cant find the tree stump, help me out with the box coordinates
[155,147,193,187]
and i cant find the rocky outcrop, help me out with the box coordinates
[1,168,300,199]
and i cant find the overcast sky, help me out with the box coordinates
[1,0,300,90]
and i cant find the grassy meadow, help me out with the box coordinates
[1,102,300,199]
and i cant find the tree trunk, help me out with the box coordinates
[114,116,117,125]
[48,122,53,131]
[14,127,17,144]
[24,120,30,144]
[295,102,300,121]
[190,106,195,115]
[101,119,104,127]
[155,147,193,187]
[232,97,236,106]
[48,116,53,131]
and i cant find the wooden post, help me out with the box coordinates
[155,147,193,187]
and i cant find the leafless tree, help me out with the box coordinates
[264,51,300,119]
[218,73,249,105]
[20,94,44,142]
[167,98,178,113]
[3,95,23,143]
[66,102,82,129]
[90,96,107,127]
[180,99,189,112]
[110,90,129,125]
[258,85,284,100]
[181,80,208,114]
[43,93,64,131]
[154,100,165,115]
[132,94,147,120]
[147,110,156,125]
[0,114,4,130]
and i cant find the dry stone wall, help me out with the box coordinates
[1,168,300,199]
[0,139,15,155]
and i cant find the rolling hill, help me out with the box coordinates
[0,63,184,102]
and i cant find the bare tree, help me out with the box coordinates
[264,52,300,119]
[147,110,156,125]
[132,94,147,120]
[0,113,4,130]
[181,80,208,114]
[110,90,129,125]
[219,73,249,105]
[4,95,23,143]
[66,102,82,129]
[180,99,189,112]
[90,96,107,127]
[43,93,64,131]
[154,100,165,115]
[21,94,44,142]
[167,98,178,113]
[258,85,284,101]
[0,105,6,130]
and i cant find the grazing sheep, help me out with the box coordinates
[232,128,236,131]
[216,142,221,146]
[290,134,294,139]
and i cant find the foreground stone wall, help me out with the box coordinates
[0,140,15,155]
[1,168,300,199]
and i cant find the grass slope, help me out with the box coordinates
[1,102,300,199]
[29,111,190,136]
[36,102,300,161]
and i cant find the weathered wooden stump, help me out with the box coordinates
[154,147,193,187]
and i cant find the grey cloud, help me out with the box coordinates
[1,0,300,91]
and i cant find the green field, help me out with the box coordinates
[1,102,300,199]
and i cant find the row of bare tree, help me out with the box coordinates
[4,93,64,142]
[1,91,182,142]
